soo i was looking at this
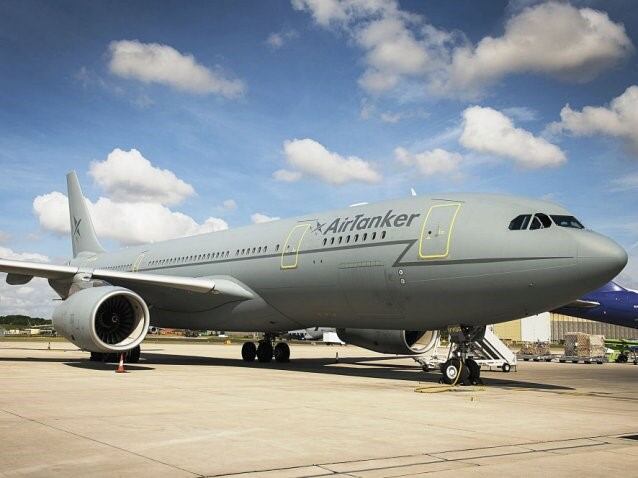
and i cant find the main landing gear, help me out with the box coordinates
[440,326,484,386]
[242,334,290,363]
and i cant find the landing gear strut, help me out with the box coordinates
[242,335,291,363]
[89,345,141,364]
[440,326,485,386]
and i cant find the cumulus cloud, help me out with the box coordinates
[108,40,245,98]
[443,2,633,96]
[33,192,227,246]
[394,147,462,177]
[277,138,382,185]
[460,106,566,169]
[251,213,280,224]
[266,29,298,49]
[89,148,195,205]
[293,1,632,98]
[548,85,638,153]
[0,247,55,319]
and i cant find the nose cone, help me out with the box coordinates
[577,232,628,289]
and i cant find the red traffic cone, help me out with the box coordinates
[115,352,127,373]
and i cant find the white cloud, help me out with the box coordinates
[394,147,462,177]
[610,172,638,192]
[251,213,280,224]
[0,246,49,263]
[293,1,632,98]
[501,106,538,122]
[443,3,633,96]
[89,148,195,205]
[273,169,303,182]
[108,40,245,98]
[33,192,228,246]
[0,247,54,319]
[548,85,638,153]
[266,30,298,49]
[460,106,566,169]
[222,199,237,211]
[278,138,382,185]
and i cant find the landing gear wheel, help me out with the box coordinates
[257,341,273,363]
[242,342,257,362]
[501,362,511,373]
[274,342,290,363]
[616,353,628,363]
[125,346,141,363]
[441,358,470,385]
[89,352,104,362]
[465,358,481,385]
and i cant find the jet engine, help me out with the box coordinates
[336,328,438,355]
[52,286,150,353]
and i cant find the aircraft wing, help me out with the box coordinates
[0,258,254,299]
[555,299,601,309]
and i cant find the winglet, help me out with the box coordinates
[67,171,105,257]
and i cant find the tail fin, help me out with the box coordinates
[67,171,105,257]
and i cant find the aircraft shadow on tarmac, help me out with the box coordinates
[0,351,572,390]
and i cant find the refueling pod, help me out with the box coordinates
[336,328,438,355]
[52,286,150,353]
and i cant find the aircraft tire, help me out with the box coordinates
[257,342,273,363]
[242,342,257,362]
[465,358,481,384]
[89,352,104,362]
[502,363,511,373]
[441,359,469,385]
[274,342,290,363]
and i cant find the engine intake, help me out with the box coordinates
[52,286,150,353]
[336,328,438,355]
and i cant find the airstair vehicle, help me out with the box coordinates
[415,326,517,374]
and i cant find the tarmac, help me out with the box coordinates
[0,341,636,477]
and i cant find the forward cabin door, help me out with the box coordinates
[418,203,461,259]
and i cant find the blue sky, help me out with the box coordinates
[1,0,638,314]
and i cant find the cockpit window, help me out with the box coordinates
[529,216,543,230]
[509,214,531,230]
[529,213,551,230]
[551,215,584,229]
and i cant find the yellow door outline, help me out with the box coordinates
[281,224,311,269]
[132,251,148,272]
[418,203,461,259]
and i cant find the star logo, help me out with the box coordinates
[312,220,326,235]
[72,217,82,238]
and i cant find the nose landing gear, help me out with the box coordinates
[440,326,485,386]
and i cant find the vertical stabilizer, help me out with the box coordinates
[67,171,105,257]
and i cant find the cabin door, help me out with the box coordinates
[418,203,461,259]
[281,223,311,269]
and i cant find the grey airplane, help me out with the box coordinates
[0,172,628,383]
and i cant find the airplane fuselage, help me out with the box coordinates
[55,193,626,333]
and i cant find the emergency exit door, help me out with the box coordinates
[418,203,461,259]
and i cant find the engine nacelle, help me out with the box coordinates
[336,328,438,355]
[52,286,150,353]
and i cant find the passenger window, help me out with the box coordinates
[509,215,531,230]
[372,232,377,240]
[381,231,386,239]
[276,244,280,252]
[323,238,327,246]
[338,236,343,244]
[354,234,359,242]
[263,247,267,253]
[346,235,350,243]
[330,237,335,245]
[363,233,367,241]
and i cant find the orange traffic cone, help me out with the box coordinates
[115,352,127,373]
